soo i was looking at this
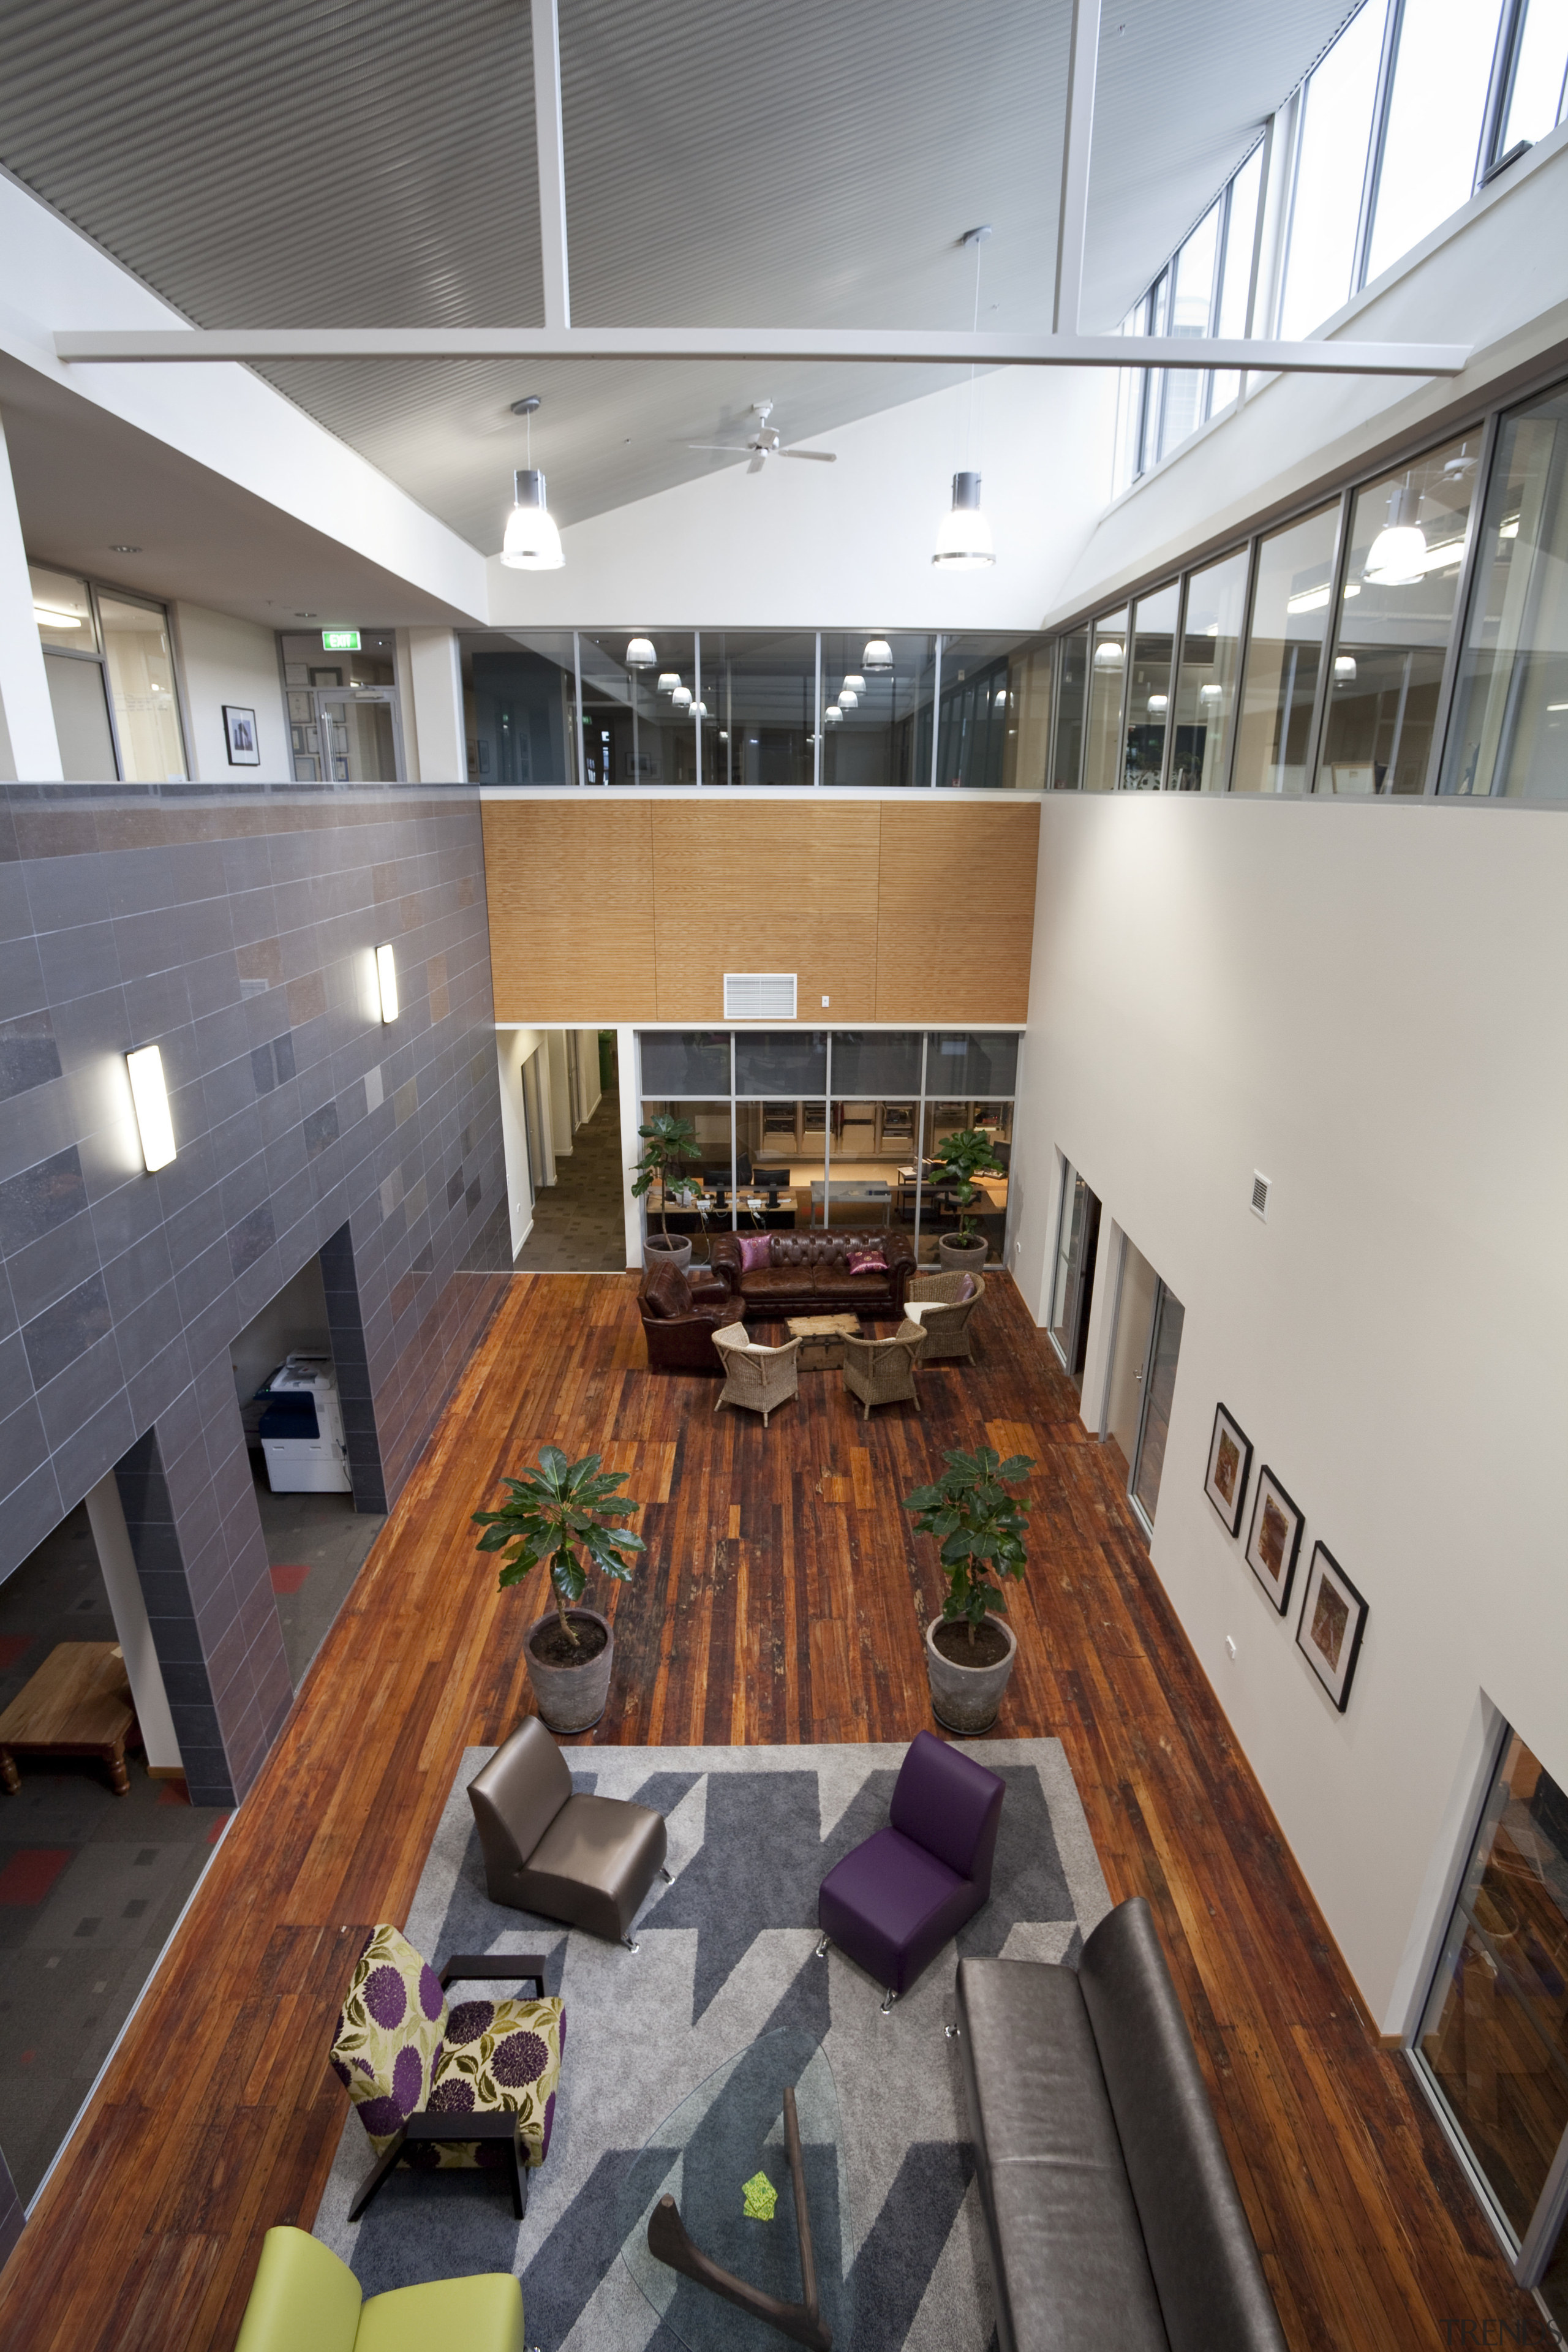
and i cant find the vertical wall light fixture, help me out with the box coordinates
[375,943,399,1023]
[126,1044,176,1171]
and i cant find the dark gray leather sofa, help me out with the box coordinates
[955,1897,1287,2352]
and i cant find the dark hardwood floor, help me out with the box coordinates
[0,1272,1534,2349]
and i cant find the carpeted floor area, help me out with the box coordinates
[314,1739,1109,2351]
[514,1042,628,1273]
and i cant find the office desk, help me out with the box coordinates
[809,1180,891,1227]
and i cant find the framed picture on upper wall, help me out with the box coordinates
[1244,1466,1304,1614]
[1203,1403,1253,1534]
[224,704,260,766]
[1295,1542,1368,1712]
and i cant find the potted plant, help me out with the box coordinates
[473,1446,646,1734]
[903,1445,1035,1734]
[929,1128,1003,1273]
[632,1112,704,1272]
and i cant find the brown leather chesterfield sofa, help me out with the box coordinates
[709,1228,916,1321]
[639,1256,745,1370]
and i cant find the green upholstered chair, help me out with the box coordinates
[235,2225,523,2352]
[330,1923,564,2222]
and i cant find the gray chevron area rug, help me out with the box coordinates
[312,1740,1110,2351]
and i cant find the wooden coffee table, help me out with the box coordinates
[0,1642,139,1795]
[785,1313,861,1370]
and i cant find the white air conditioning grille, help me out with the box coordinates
[724,972,797,1020]
[1251,1172,1270,1220]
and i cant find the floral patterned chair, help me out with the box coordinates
[330,1921,564,2221]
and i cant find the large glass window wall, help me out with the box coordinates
[459,631,1053,789]
[31,567,189,785]
[636,1028,1019,1270]
[1112,0,1567,494]
[1047,364,1568,800]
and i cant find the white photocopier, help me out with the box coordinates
[256,1355,352,1493]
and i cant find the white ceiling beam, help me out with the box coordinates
[53,328,1470,376]
[1053,0,1101,336]
[530,0,571,331]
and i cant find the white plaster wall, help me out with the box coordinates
[172,601,290,783]
[486,364,1117,631]
[1011,794,1568,2026]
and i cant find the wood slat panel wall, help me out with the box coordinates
[483,797,1040,1022]
[876,801,1040,1022]
[482,799,658,1020]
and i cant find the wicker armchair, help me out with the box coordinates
[842,1324,925,1419]
[903,1271,986,1363]
[711,1325,802,1426]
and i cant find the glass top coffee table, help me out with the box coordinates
[616,2030,853,2351]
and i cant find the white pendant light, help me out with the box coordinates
[862,639,894,673]
[1093,638,1125,669]
[501,469,564,570]
[693,701,709,718]
[837,688,858,709]
[1364,479,1427,586]
[671,684,692,709]
[842,673,866,693]
[656,671,680,694]
[1199,681,1224,704]
[625,636,656,667]
[932,471,995,569]
[1147,693,1168,714]
[1334,654,1358,681]
[824,704,843,725]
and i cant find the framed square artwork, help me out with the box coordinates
[223,704,260,766]
[1204,1403,1253,1535]
[1244,1466,1304,1614]
[1295,1542,1368,1712]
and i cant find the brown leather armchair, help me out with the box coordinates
[639,1256,746,1370]
[467,1716,670,1948]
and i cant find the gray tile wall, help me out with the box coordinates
[0,785,510,1806]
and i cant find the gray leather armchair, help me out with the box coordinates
[467,1716,669,1949]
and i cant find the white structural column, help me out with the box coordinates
[406,627,467,782]
[531,0,571,330]
[0,410,63,781]
[1053,0,1102,336]
[86,1472,183,1774]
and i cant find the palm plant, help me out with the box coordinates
[473,1446,644,1649]
[903,1446,1035,1645]
[631,1113,703,1246]
[929,1127,1004,1252]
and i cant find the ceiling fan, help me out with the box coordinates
[688,401,837,474]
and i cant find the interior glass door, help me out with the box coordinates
[317,692,399,782]
[1129,1279,1185,1531]
[1414,1730,1568,2293]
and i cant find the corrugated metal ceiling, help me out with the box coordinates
[0,0,1360,549]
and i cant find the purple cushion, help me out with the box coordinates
[847,1251,888,1276]
[889,1728,1006,1890]
[956,1275,976,1302]
[818,1826,980,1998]
[737,1232,772,1271]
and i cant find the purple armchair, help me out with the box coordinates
[815,1731,1005,2013]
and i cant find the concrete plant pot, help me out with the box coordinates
[525,1607,615,1734]
[938,1235,989,1278]
[924,1612,1017,1735]
[644,1234,693,1274]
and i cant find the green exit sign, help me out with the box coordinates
[321,628,361,652]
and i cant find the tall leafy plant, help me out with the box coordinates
[903,1446,1036,1645]
[631,1113,703,1246]
[473,1446,644,1649]
[930,1127,1004,1251]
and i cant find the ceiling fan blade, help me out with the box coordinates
[780,447,837,462]
[687,442,754,453]
[747,451,768,473]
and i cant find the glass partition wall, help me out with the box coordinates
[460,631,1054,788]
[637,1028,1019,1268]
[1046,361,1568,801]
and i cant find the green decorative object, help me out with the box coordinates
[473,1446,644,1651]
[928,1126,1005,1252]
[630,1112,703,1246]
[741,2170,778,2220]
[903,1445,1036,1640]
